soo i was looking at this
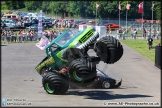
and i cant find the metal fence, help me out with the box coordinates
[75,17,161,37]
[1,34,57,43]
[1,30,161,44]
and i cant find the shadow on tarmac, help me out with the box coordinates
[1,44,7,46]
[66,90,152,100]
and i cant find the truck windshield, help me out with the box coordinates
[51,44,60,52]
[56,30,80,46]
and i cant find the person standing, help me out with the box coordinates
[47,30,51,40]
[147,36,153,50]
[68,21,71,28]
[18,30,22,43]
[50,30,54,41]
[106,24,109,34]
[1,31,5,43]
[13,32,17,43]
[26,31,30,42]
[156,29,160,40]
[10,30,13,42]
[122,29,126,40]
[131,28,134,39]
[4,31,7,43]
[151,30,155,39]
[143,28,146,39]
[147,30,150,38]
[133,29,137,40]
[116,28,119,39]
[119,29,123,39]
[29,31,33,41]
[109,29,112,34]
[6,31,11,43]
[53,30,57,39]
[55,22,58,29]
[22,30,26,43]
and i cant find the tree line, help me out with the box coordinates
[2,1,161,20]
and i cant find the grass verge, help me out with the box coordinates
[120,39,160,62]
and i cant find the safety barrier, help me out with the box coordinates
[1,35,55,43]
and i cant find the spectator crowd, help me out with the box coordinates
[1,28,63,44]
[115,27,160,40]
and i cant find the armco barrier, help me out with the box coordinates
[155,46,161,69]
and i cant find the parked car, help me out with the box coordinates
[3,19,16,27]
[74,21,87,28]
[4,25,26,30]
[3,13,20,20]
[106,23,120,30]
[24,12,38,19]
[42,19,53,28]
[24,19,52,29]
[26,24,45,31]
[100,22,120,30]
[24,19,38,27]
[19,12,28,18]
[99,21,109,26]
[85,20,96,26]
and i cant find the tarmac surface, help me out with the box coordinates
[1,42,161,107]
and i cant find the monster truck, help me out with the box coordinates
[35,27,123,95]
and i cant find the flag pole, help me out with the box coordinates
[152,1,153,22]
[119,1,120,27]
[152,1,153,33]
[142,1,144,29]
[96,5,97,26]
[142,11,143,29]
[142,1,144,30]
[38,10,42,39]
[126,1,128,32]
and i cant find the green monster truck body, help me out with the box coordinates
[35,27,97,74]
[35,27,123,95]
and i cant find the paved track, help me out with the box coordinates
[1,42,161,107]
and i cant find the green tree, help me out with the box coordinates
[154,1,161,20]
[17,0,25,9]
[5,0,18,10]
[41,1,50,14]
[3,1,161,20]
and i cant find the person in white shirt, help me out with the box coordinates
[131,28,134,39]
[156,29,160,40]
[116,28,119,39]
[147,30,150,38]
[151,30,155,39]
[133,29,137,40]
[122,29,126,40]
[22,30,26,42]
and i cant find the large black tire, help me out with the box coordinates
[68,58,97,84]
[94,36,123,64]
[42,71,69,95]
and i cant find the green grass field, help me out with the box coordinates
[120,39,161,62]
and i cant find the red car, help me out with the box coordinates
[99,22,121,30]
